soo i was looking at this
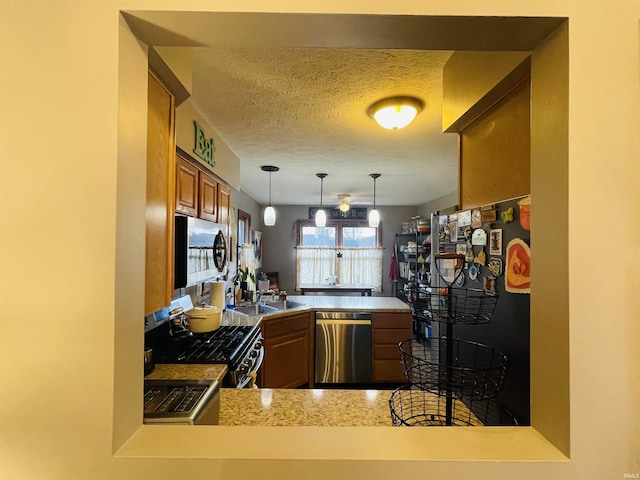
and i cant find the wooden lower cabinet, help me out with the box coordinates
[259,312,313,389]
[371,312,413,383]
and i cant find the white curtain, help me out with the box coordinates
[295,247,383,291]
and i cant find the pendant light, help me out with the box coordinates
[315,173,328,227]
[261,165,279,226]
[369,173,381,228]
[367,96,424,130]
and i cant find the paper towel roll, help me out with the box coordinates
[206,281,226,311]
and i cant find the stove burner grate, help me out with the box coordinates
[173,325,258,367]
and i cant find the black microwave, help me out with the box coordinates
[174,215,227,289]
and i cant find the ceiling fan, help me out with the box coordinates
[334,194,352,213]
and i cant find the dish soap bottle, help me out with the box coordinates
[225,288,234,310]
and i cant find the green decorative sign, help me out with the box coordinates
[193,121,216,167]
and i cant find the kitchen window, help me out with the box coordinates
[295,220,383,291]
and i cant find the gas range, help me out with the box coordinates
[147,323,264,388]
[171,325,261,365]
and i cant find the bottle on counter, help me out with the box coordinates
[225,288,234,310]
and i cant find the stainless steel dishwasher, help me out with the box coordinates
[315,311,372,384]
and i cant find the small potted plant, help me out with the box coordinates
[232,266,255,301]
[257,272,270,292]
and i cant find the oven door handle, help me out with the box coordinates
[253,344,265,373]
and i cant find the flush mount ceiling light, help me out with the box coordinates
[315,173,328,227]
[368,173,381,228]
[338,194,351,213]
[367,96,424,130]
[261,165,279,226]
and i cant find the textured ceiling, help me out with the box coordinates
[190,47,458,208]
[125,11,564,209]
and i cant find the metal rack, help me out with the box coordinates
[390,252,510,427]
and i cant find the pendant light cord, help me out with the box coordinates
[268,171,272,206]
[373,176,376,209]
[370,173,381,208]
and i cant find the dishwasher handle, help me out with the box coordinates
[315,311,372,321]
[316,318,372,326]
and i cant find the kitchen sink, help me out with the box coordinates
[233,304,279,316]
[265,300,308,310]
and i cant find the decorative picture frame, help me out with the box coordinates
[489,229,502,255]
[253,230,263,269]
[450,220,458,242]
[457,210,472,227]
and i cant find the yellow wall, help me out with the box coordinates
[443,51,530,131]
[0,2,638,480]
[175,99,242,189]
[151,46,242,188]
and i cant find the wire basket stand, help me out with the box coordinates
[393,252,506,426]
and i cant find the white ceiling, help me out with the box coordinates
[191,47,458,208]
[125,11,565,209]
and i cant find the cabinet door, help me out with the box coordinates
[261,329,310,388]
[372,312,413,383]
[175,156,198,217]
[217,182,230,227]
[145,72,175,315]
[198,171,218,222]
[259,312,312,388]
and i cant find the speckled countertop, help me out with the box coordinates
[224,294,410,322]
[218,388,395,426]
[145,364,227,383]
[146,367,396,426]
[285,295,410,312]
[146,296,411,426]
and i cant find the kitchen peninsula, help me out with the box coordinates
[147,295,412,426]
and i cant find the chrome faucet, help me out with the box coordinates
[257,289,276,304]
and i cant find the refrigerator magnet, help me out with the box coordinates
[488,258,503,277]
[505,238,531,294]
[489,229,502,255]
[468,265,478,280]
[471,209,482,228]
[472,228,487,245]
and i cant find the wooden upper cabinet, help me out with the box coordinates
[217,182,230,227]
[175,147,231,225]
[175,156,198,217]
[145,71,176,315]
[198,171,218,222]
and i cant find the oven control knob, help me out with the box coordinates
[255,339,263,349]
[239,360,252,374]
[249,350,258,358]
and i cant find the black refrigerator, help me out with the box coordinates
[430,195,531,425]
